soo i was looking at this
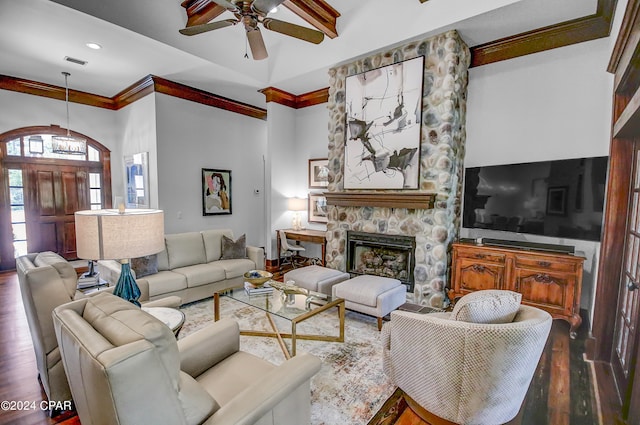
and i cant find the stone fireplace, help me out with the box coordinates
[324,31,470,308]
[346,231,416,291]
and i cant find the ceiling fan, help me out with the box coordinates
[179,0,325,60]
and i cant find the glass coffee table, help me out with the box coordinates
[213,283,345,358]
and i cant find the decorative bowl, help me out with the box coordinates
[243,270,273,287]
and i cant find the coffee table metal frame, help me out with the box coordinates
[213,285,345,358]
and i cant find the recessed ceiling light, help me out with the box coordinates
[86,42,102,50]
[270,7,278,13]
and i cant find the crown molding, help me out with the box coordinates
[471,0,615,67]
[259,86,329,109]
[0,75,116,109]
[152,76,267,120]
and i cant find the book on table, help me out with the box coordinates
[77,272,100,289]
[244,281,274,295]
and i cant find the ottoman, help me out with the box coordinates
[332,275,406,330]
[283,265,351,296]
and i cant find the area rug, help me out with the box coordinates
[179,297,396,425]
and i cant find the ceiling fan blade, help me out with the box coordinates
[262,18,324,44]
[179,19,238,36]
[210,0,239,10]
[246,27,268,60]
[252,0,286,15]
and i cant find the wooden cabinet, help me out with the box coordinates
[450,241,584,338]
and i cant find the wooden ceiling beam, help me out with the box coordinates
[181,0,226,27]
[283,0,340,39]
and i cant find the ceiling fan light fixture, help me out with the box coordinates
[269,6,278,13]
[52,72,87,155]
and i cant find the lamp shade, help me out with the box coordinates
[75,209,165,260]
[287,197,307,212]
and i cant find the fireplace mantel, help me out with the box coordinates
[325,192,436,209]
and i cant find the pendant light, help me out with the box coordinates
[52,72,87,155]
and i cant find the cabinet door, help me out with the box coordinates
[454,258,505,296]
[512,267,576,316]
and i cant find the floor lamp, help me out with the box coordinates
[75,209,165,307]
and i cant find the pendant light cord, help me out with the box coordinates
[62,72,71,136]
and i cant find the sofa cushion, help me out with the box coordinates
[217,259,256,279]
[131,255,158,278]
[173,263,226,288]
[156,249,169,271]
[165,233,206,269]
[34,251,78,299]
[202,229,234,262]
[145,271,188,298]
[221,234,247,260]
[451,290,522,324]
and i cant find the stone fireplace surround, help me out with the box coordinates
[324,31,470,308]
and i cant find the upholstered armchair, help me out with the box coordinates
[53,292,322,425]
[382,290,552,425]
[16,251,182,408]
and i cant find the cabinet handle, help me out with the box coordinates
[472,264,486,273]
[474,254,486,259]
[537,261,552,268]
[534,273,553,284]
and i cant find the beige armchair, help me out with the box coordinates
[16,251,182,409]
[53,292,322,425]
[382,290,552,425]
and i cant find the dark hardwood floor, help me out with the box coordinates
[1,270,599,425]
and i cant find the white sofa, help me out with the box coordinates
[98,229,264,305]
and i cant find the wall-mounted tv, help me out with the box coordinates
[462,156,608,242]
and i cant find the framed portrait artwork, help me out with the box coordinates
[308,194,328,224]
[202,169,232,215]
[344,56,424,189]
[309,158,329,189]
[124,152,149,208]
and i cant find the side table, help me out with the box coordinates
[142,307,186,337]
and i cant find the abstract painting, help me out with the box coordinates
[202,168,232,215]
[344,56,424,189]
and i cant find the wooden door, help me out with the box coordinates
[611,142,640,416]
[23,163,89,259]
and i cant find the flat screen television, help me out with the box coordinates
[462,156,608,242]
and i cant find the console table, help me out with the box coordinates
[449,241,585,338]
[277,228,326,267]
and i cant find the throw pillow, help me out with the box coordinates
[221,234,247,260]
[131,254,158,278]
[451,290,522,324]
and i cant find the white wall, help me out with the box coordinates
[154,93,267,248]
[115,94,157,207]
[463,37,614,321]
[266,102,299,259]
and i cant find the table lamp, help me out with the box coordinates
[288,197,307,231]
[75,209,164,307]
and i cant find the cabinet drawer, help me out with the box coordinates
[455,258,505,292]
[455,248,506,264]
[514,255,580,273]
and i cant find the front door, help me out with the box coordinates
[612,141,640,418]
[23,163,89,259]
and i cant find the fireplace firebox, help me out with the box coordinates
[346,231,415,291]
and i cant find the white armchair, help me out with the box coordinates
[382,290,552,425]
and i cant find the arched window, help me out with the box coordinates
[0,125,112,269]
